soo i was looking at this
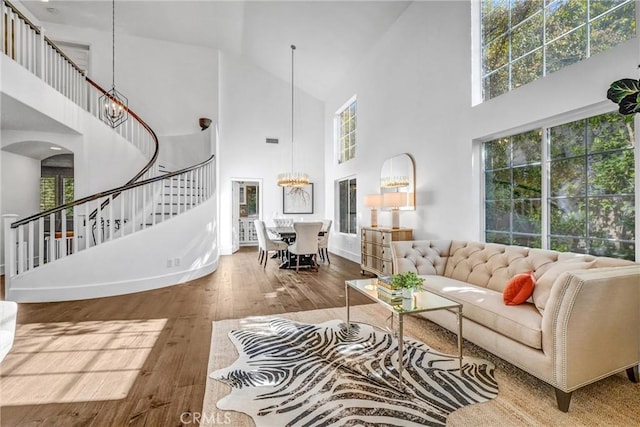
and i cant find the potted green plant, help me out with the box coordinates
[391,271,425,299]
[607,78,640,118]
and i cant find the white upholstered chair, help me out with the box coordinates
[317,219,332,264]
[0,301,17,364]
[288,221,323,272]
[254,220,287,268]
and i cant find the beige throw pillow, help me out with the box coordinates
[533,259,595,314]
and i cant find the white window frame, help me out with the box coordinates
[335,95,357,164]
[480,106,638,260]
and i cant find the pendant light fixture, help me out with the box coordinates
[100,0,128,128]
[277,44,309,188]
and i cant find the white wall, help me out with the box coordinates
[159,129,213,171]
[41,22,219,136]
[0,152,40,273]
[323,1,640,262]
[218,52,325,254]
[324,1,474,261]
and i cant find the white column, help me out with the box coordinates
[3,214,19,282]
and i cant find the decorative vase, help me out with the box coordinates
[402,288,414,299]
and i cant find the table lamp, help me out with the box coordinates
[382,192,406,229]
[364,194,383,227]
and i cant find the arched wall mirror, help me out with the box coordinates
[380,153,415,211]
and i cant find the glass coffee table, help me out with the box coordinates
[345,278,463,383]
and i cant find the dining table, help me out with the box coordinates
[267,226,326,269]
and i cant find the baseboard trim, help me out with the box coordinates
[6,258,219,303]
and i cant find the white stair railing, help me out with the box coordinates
[1,0,159,179]
[4,156,215,278]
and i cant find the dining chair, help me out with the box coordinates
[317,219,332,264]
[254,220,288,268]
[288,221,323,272]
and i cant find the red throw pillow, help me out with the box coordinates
[503,271,536,306]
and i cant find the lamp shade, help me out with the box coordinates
[382,192,406,209]
[364,194,383,208]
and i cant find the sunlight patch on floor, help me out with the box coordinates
[0,319,167,406]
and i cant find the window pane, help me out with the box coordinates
[512,233,542,248]
[486,231,511,244]
[590,2,636,55]
[545,0,587,40]
[545,26,587,73]
[485,200,511,231]
[549,197,586,236]
[485,169,511,200]
[40,177,57,211]
[511,12,543,58]
[349,178,357,234]
[63,177,74,216]
[482,1,509,44]
[588,196,635,240]
[511,0,543,27]
[549,119,586,159]
[483,67,509,99]
[484,34,509,73]
[550,157,586,197]
[484,137,510,170]
[339,180,348,233]
[512,130,542,165]
[590,0,630,18]
[587,239,635,260]
[588,112,634,152]
[549,236,587,253]
[513,198,542,234]
[588,151,635,195]
[512,49,543,89]
[513,165,541,198]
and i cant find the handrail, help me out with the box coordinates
[4,0,40,35]
[86,77,160,184]
[7,77,161,228]
[44,36,85,75]
[11,155,214,229]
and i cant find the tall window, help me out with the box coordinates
[484,112,635,260]
[338,177,357,234]
[336,97,357,163]
[481,0,636,100]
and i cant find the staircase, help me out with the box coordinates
[1,0,218,302]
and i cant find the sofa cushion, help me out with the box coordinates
[503,271,536,305]
[392,240,452,276]
[420,275,542,349]
[444,241,560,293]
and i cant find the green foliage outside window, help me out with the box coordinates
[338,178,357,234]
[337,99,357,164]
[485,112,635,260]
[482,0,636,100]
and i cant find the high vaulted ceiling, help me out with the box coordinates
[20,0,412,100]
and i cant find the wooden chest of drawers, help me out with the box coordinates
[360,227,413,276]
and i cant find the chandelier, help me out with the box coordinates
[277,45,309,188]
[380,176,410,188]
[99,0,128,128]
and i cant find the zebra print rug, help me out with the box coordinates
[210,318,498,426]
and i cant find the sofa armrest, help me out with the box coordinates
[542,266,640,392]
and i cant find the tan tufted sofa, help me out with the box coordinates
[391,240,640,412]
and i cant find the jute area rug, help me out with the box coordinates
[203,304,640,426]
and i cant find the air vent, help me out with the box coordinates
[266,138,279,144]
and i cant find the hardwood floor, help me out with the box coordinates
[0,247,373,426]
